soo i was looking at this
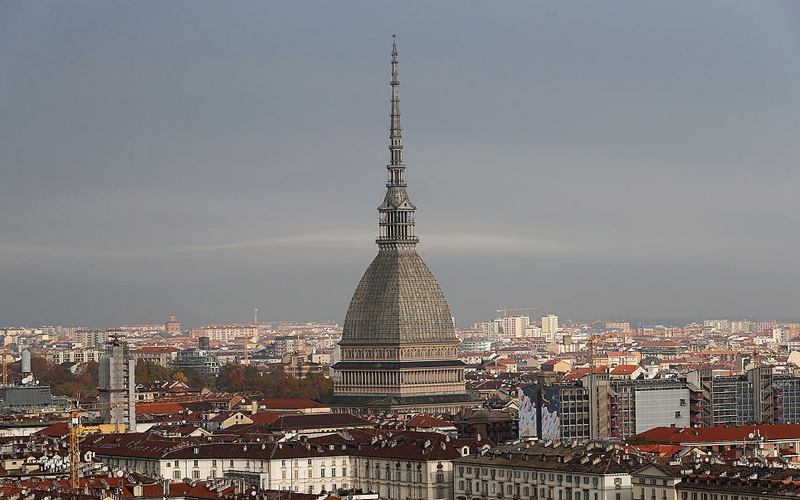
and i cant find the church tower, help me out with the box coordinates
[330,38,473,414]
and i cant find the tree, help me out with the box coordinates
[172,371,188,384]
[135,360,171,384]
[214,363,333,402]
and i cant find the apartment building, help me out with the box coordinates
[454,441,643,500]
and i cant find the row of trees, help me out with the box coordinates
[25,356,333,403]
[215,364,333,402]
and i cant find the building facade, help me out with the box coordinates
[98,337,136,430]
[330,38,472,414]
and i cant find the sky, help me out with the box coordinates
[1,2,800,329]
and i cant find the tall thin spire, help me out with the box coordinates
[377,36,417,248]
[389,34,403,167]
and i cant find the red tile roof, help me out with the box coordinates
[136,402,186,415]
[635,424,800,444]
[259,398,329,409]
[610,364,639,375]
[35,421,70,437]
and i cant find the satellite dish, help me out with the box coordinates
[250,492,256,497]
[748,433,755,439]
[116,470,124,477]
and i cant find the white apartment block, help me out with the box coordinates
[503,316,530,339]
[45,348,104,365]
[542,315,559,341]
[197,325,259,342]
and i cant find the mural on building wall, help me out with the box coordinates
[518,384,561,440]
[519,386,537,438]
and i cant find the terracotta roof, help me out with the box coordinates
[610,364,639,375]
[266,413,373,431]
[136,402,186,415]
[635,424,800,444]
[259,398,328,409]
[35,421,70,437]
[250,411,281,425]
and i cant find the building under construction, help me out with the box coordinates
[98,337,136,431]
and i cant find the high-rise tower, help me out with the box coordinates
[330,38,473,414]
[98,336,136,430]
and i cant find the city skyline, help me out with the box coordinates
[2,2,799,327]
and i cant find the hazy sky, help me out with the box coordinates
[2,2,800,328]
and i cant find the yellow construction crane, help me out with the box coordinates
[496,306,539,317]
[585,321,621,369]
[69,407,82,490]
[69,399,131,490]
[68,394,213,490]
[1,347,8,386]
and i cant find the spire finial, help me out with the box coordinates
[377,35,418,248]
[389,35,401,164]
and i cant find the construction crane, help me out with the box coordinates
[69,397,131,490]
[496,306,539,318]
[68,394,211,490]
[585,321,622,369]
[1,348,7,386]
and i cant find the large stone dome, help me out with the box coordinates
[340,246,457,346]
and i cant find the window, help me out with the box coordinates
[192,470,200,479]
[193,460,199,467]
[437,472,445,484]
[459,466,464,477]
[321,469,326,478]
[212,460,217,468]
[173,470,181,479]
[230,460,234,467]
[174,460,179,467]
[166,462,171,468]
[332,468,336,477]
[459,481,465,490]
[342,468,346,477]
[281,460,286,467]
[308,459,312,465]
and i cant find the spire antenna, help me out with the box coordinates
[377,36,418,248]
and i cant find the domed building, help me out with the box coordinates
[329,39,473,414]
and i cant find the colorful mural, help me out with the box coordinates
[518,384,561,440]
